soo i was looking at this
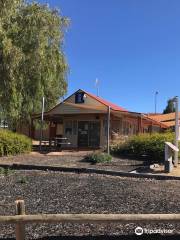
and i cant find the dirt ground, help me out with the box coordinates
[0,170,179,238]
[0,152,145,173]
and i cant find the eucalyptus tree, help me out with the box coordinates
[0,0,69,129]
[163,99,175,114]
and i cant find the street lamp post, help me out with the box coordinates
[173,96,179,167]
[155,91,158,114]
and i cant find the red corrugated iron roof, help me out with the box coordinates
[147,112,179,122]
[82,90,128,111]
[31,89,168,128]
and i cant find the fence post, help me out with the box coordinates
[15,200,25,240]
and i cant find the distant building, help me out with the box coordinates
[147,112,179,129]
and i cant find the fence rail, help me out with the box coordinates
[1,213,180,224]
[0,200,179,240]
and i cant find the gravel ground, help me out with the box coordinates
[0,154,145,172]
[0,170,180,239]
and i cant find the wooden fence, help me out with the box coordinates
[0,200,179,240]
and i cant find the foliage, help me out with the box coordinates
[0,0,69,129]
[17,175,28,184]
[33,119,49,130]
[86,152,112,164]
[110,132,176,162]
[0,167,15,176]
[163,98,175,114]
[0,129,32,156]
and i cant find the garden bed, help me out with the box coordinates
[0,170,179,238]
[0,153,145,173]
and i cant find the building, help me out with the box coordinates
[147,112,180,128]
[26,89,168,149]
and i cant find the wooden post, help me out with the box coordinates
[30,118,35,139]
[39,96,45,151]
[138,116,143,134]
[15,200,25,240]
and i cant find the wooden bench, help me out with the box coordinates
[39,140,49,151]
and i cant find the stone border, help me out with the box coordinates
[0,163,180,180]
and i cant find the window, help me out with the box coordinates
[75,92,84,103]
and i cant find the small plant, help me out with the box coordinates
[18,176,28,184]
[86,152,112,164]
[4,168,15,176]
[0,167,5,175]
[0,167,14,176]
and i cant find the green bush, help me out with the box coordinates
[0,167,15,176]
[86,152,112,164]
[0,129,32,156]
[110,132,175,162]
[17,176,28,184]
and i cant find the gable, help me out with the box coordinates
[65,90,105,107]
[47,89,127,115]
[48,90,107,115]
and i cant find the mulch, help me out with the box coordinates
[0,154,145,173]
[0,170,179,239]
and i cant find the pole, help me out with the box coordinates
[155,91,158,114]
[39,97,45,151]
[97,86,99,97]
[107,106,111,154]
[15,200,25,240]
[95,78,99,97]
[174,96,179,167]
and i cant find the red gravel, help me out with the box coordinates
[0,170,179,238]
[0,154,144,172]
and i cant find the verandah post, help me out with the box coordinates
[107,106,111,154]
[39,97,45,151]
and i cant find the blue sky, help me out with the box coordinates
[37,0,180,113]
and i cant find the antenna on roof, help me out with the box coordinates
[95,78,99,97]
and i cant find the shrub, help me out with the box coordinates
[110,132,175,162]
[0,167,15,176]
[17,176,28,184]
[86,152,112,164]
[0,129,32,156]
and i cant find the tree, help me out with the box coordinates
[0,1,69,129]
[163,99,175,114]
